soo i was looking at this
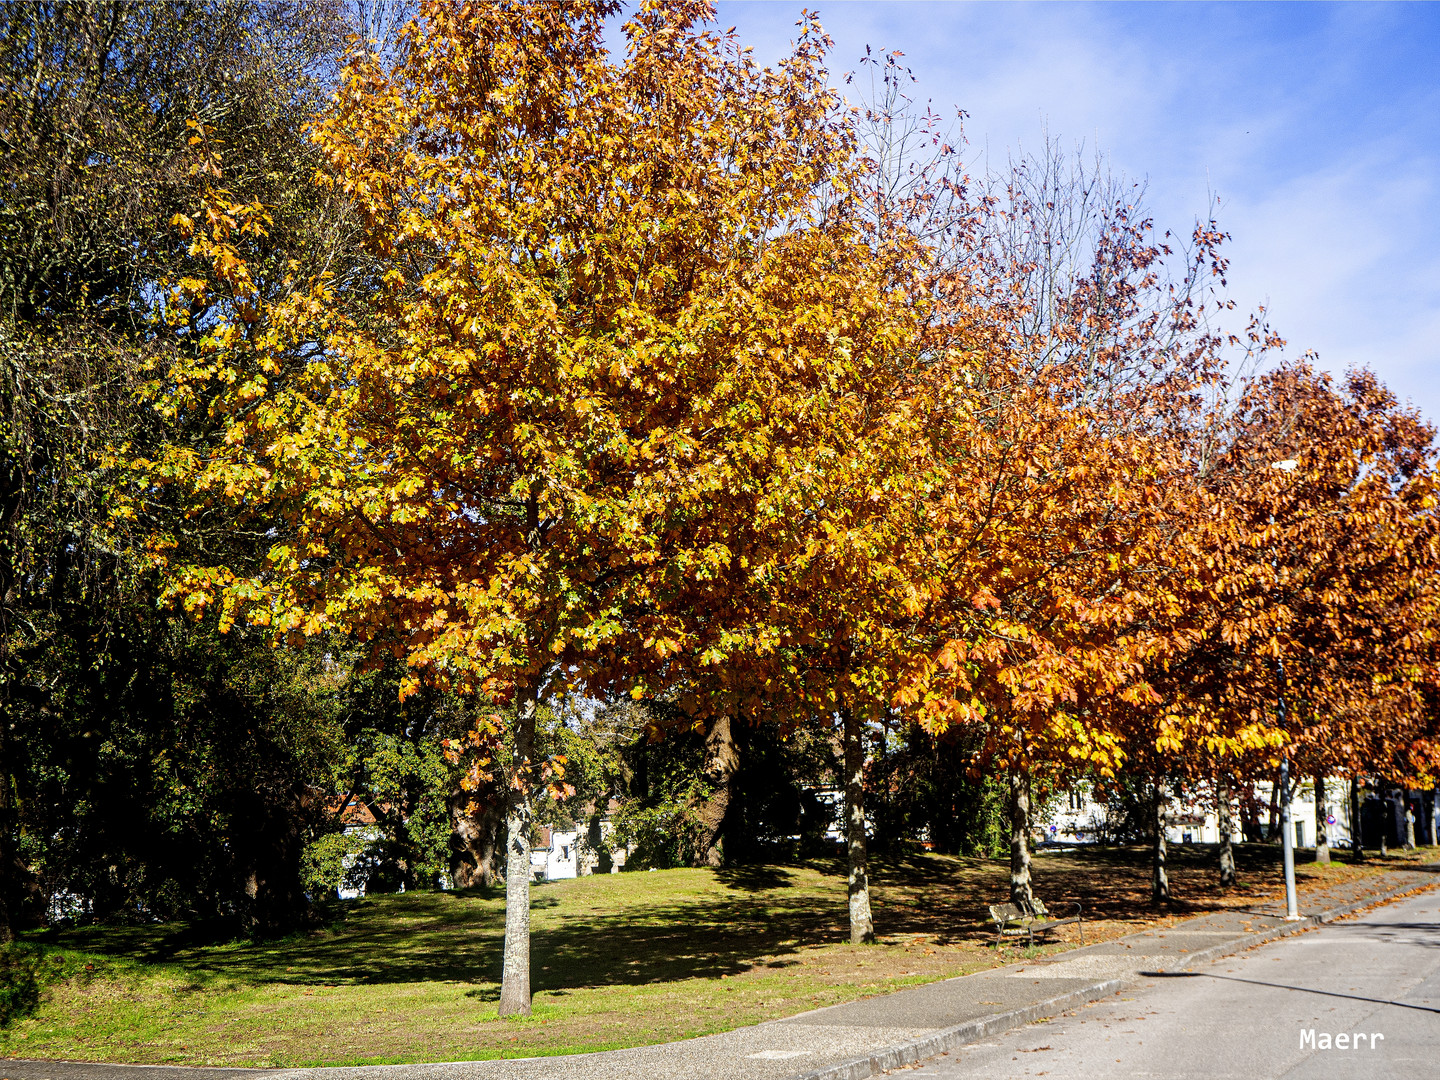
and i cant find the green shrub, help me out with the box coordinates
[301,831,363,899]
[607,799,710,870]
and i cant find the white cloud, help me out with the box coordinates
[1218,148,1440,416]
[713,1,1440,421]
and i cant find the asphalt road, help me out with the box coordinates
[904,887,1440,1080]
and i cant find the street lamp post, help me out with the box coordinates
[1271,458,1302,922]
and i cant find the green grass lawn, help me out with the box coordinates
[2,845,1432,1067]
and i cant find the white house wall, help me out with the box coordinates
[1040,778,1359,849]
[531,827,582,880]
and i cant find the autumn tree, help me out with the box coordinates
[150,0,955,1010]
[1157,364,1440,881]
[878,140,1276,908]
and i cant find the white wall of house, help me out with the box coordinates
[1164,807,1220,846]
[1045,785,1109,844]
[531,826,581,880]
[1040,778,1359,849]
[1251,779,1356,849]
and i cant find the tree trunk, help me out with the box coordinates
[1240,785,1260,843]
[874,711,889,848]
[1404,799,1416,850]
[1266,773,1280,842]
[1430,790,1439,848]
[0,710,15,943]
[1379,790,1389,857]
[1152,781,1170,904]
[1350,777,1364,861]
[841,705,874,944]
[587,810,613,873]
[0,757,14,943]
[449,790,502,889]
[695,714,739,867]
[1008,769,1033,908]
[1,496,17,944]
[1314,774,1330,865]
[497,687,538,1017]
[1217,775,1236,889]
[225,780,314,937]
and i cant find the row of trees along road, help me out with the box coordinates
[4,0,1438,1019]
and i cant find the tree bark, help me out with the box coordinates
[841,705,874,944]
[1430,790,1439,848]
[0,712,15,943]
[1152,781,1170,904]
[1379,789,1389,857]
[1217,775,1236,889]
[2,424,21,943]
[497,687,538,1017]
[449,790,502,889]
[230,783,313,937]
[1240,785,1260,843]
[1350,777,1365,861]
[695,713,739,867]
[1314,774,1330,865]
[1008,769,1034,908]
[1266,773,1281,842]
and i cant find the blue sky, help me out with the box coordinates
[714,1,1440,424]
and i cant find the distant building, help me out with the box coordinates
[531,809,631,879]
[531,824,580,880]
[325,797,387,900]
[1038,778,1364,850]
[1045,784,1109,844]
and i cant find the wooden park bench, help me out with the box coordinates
[988,896,1084,948]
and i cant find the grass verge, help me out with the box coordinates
[2,844,1434,1067]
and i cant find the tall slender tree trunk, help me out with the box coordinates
[1314,774,1330,865]
[1,505,17,943]
[1240,785,1260,843]
[497,687,538,1017]
[1430,790,1439,847]
[1008,769,1033,908]
[1266,773,1281,842]
[0,716,14,943]
[1152,781,1170,904]
[1350,777,1365,861]
[842,705,874,944]
[1217,775,1236,889]
[1379,787,1389,857]
[696,714,739,867]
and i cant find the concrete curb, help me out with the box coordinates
[790,980,1126,1080]
[791,867,1440,1080]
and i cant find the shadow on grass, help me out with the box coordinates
[49,880,849,992]
[713,865,794,892]
[40,846,1438,998]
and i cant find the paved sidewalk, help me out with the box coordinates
[4,863,1438,1080]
